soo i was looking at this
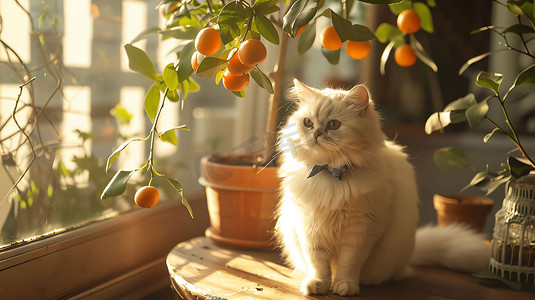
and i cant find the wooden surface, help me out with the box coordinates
[166,237,534,300]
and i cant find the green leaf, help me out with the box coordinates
[331,10,352,42]
[253,0,280,14]
[106,138,146,172]
[507,0,535,24]
[163,63,179,91]
[321,47,340,65]
[177,42,196,82]
[56,161,71,177]
[413,2,433,33]
[463,171,492,190]
[444,93,476,111]
[503,23,535,35]
[232,90,246,97]
[478,175,509,195]
[250,66,274,94]
[187,77,200,93]
[130,27,161,44]
[298,21,316,54]
[471,25,496,35]
[180,80,189,101]
[167,88,180,102]
[506,64,535,99]
[124,44,158,81]
[425,112,453,134]
[254,13,280,45]
[348,24,375,42]
[433,147,472,171]
[163,176,193,218]
[484,128,505,143]
[110,104,134,125]
[389,0,412,15]
[375,23,403,43]
[465,97,490,128]
[220,22,242,45]
[459,52,492,75]
[449,110,468,124]
[458,50,510,75]
[159,129,178,146]
[144,84,161,123]
[410,35,438,72]
[426,0,436,7]
[282,0,320,37]
[476,71,503,96]
[508,156,535,179]
[47,184,54,198]
[196,57,227,78]
[380,40,396,75]
[101,170,135,200]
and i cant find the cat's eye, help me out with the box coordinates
[327,120,341,130]
[303,117,313,128]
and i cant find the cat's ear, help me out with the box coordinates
[293,79,314,102]
[344,85,369,115]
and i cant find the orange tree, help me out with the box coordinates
[100,0,438,213]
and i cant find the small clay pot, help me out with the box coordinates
[199,154,280,249]
[433,194,493,232]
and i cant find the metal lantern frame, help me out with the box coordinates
[490,175,535,286]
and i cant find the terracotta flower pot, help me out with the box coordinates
[199,154,280,249]
[433,194,493,232]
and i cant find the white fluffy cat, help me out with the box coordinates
[276,79,491,296]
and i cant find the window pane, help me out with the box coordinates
[0,0,239,249]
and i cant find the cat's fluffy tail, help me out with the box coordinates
[409,223,491,273]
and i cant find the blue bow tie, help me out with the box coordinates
[307,164,348,181]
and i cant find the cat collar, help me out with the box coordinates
[307,164,348,181]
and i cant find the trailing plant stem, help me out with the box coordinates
[494,95,535,168]
[148,87,170,184]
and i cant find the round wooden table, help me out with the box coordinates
[166,237,534,299]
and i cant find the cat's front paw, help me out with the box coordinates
[331,279,359,296]
[301,277,330,295]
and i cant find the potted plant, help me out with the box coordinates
[425,0,535,288]
[433,194,494,232]
[100,0,439,249]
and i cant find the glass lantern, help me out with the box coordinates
[489,174,535,285]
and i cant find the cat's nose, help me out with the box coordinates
[313,130,323,138]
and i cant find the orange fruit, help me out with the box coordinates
[227,50,253,75]
[195,28,222,56]
[296,24,308,36]
[91,4,100,19]
[191,51,200,72]
[397,10,421,34]
[320,25,343,51]
[394,44,417,67]
[238,39,267,67]
[222,70,250,91]
[134,186,159,208]
[345,40,371,60]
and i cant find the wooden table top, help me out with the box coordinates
[166,237,534,300]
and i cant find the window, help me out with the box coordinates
[0,0,240,251]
